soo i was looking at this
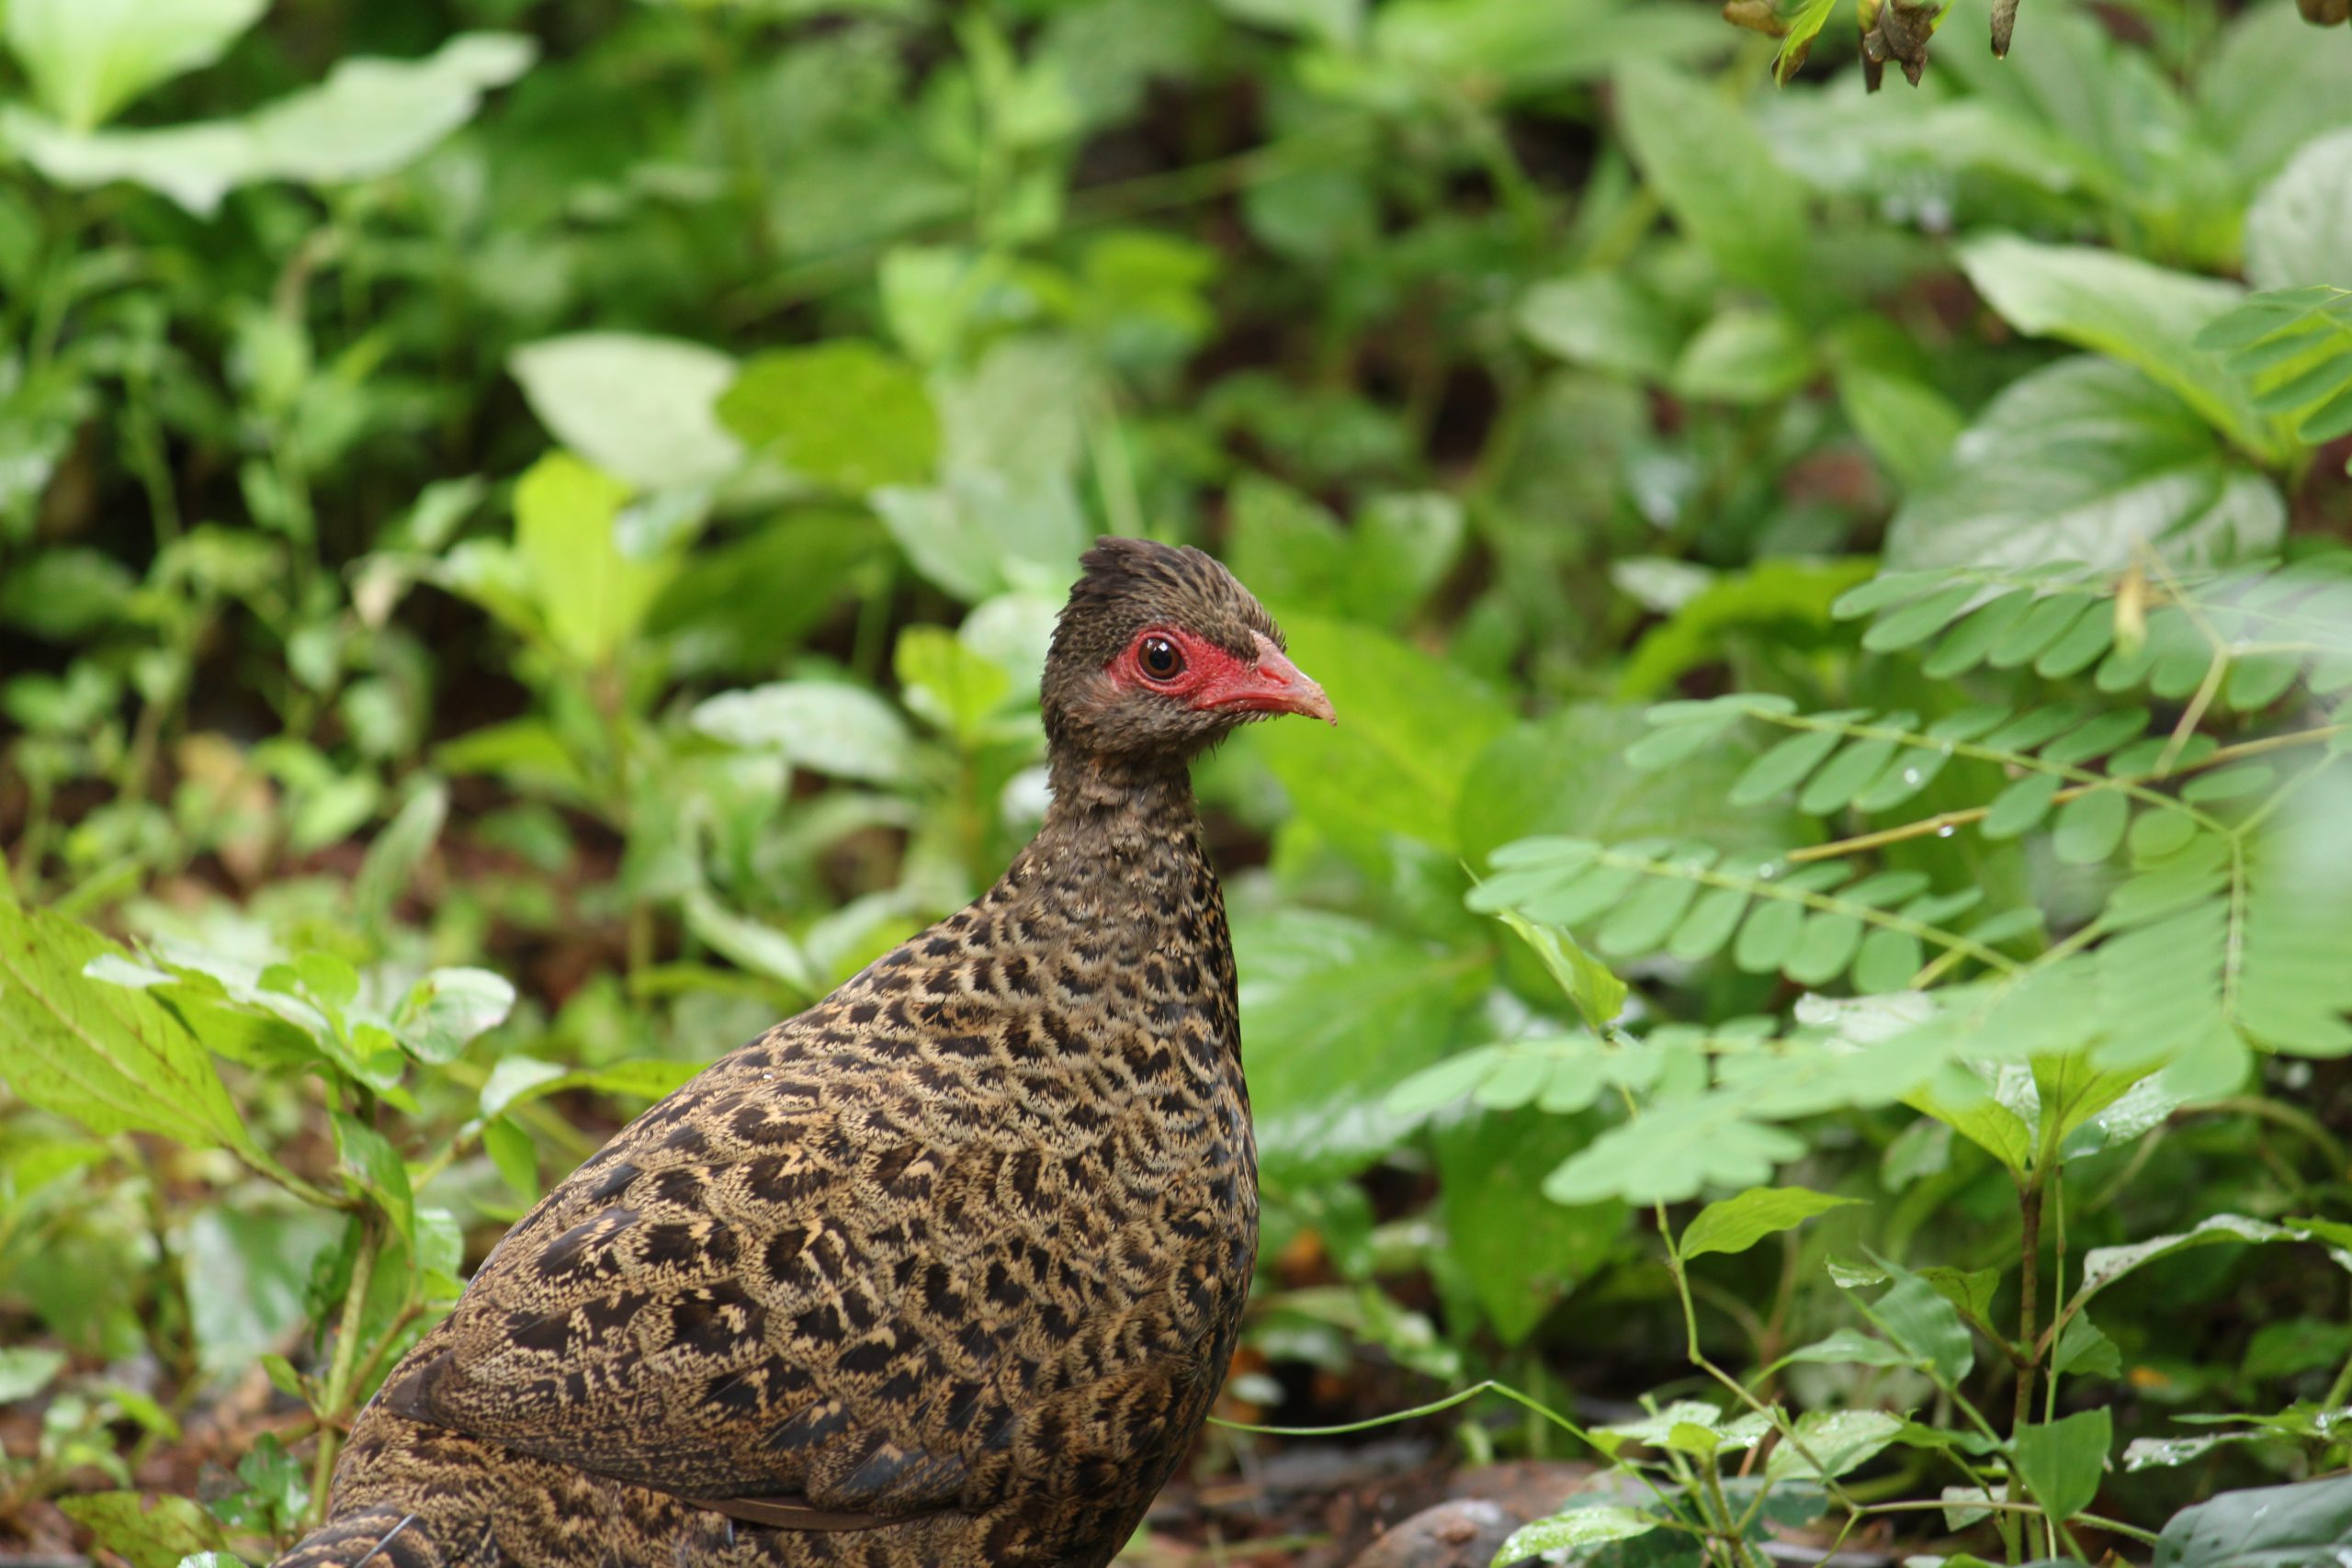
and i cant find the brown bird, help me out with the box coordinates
[277,539,1333,1568]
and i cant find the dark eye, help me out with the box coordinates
[1139,636,1183,681]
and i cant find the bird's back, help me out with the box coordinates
[291,765,1257,1568]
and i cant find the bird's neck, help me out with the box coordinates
[1037,750,1199,851]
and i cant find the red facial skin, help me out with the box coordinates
[1106,626,1337,725]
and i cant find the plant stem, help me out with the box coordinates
[307,1213,381,1526]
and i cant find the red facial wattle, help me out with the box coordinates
[1110,626,1337,726]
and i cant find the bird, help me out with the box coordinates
[274,538,1335,1568]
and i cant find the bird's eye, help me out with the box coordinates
[1139,636,1183,681]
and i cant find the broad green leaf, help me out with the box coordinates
[181,1208,342,1381]
[1836,363,1965,493]
[1250,615,1511,853]
[1461,702,1796,867]
[1679,1186,1862,1259]
[1672,308,1813,405]
[2052,1313,2122,1380]
[4,33,537,216]
[2199,3,2352,184]
[1767,1410,1905,1482]
[1496,1506,1662,1562]
[57,1493,229,1568]
[2152,1472,2352,1568]
[718,341,937,494]
[1867,1264,1974,1385]
[682,889,821,996]
[0,1347,67,1402]
[2076,1214,2348,1305]
[1957,235,2278,461]
[1434,1110,1625,1345]
[510,334,744,492]
[512,453,669,667]
[691,681,916,784]
[1888,358,2284,574]
[4,0,267,130]
[1238,910,1474,1191]
[1518,272,1680,380]
[0,890,255,1156]
[1777,1327,1917,1371]
[870,471,1089,604]
[1497,913,1627,1032]
[1616,62,1807,305]
[894,626,1013,745]
[477,1056,700,1122]
[2014,1407,2111,1524]
[396,967,515,1064]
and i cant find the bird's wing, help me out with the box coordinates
[377,986,1217,1529]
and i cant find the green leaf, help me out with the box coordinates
[1767,1410,1905,1482]
[1518,272,1680,380]
[1464,702,1798,867]
[2153,1473,2352,1568]
[681,889,820,996]
[1434,1111,1625,1345]
[1672,307,1813,405]
[1496,1505,1663,1562]
[1867,1263,1974,1385]
[332,1113,414,1250]
[1679,1186,1861,1259]
[56,1493,228,1568]
[1984,773,2063,840]
[2052,1313,2122,1380]
[894,625,1013,745]
[2244,130,2352,295]
[718,341,938,494]
[2052,789,2129,864]
[1250,615,1512,853]
[2014,1407,2111,1525]
[0,889,256,1156]
[1957,235,2278,461]
[691,681,916,784]
[1731,728,1844,807]
[2,33,537,216]
[4,0,267,130]
[354,780,447,927]
[1238,910,1473,1191]
[182,1208,342,1381]
[2076,1214,2346,1305]
[510,333,744,492]
[1888,358,2285,574]
[1498,912,1628,1032]
[0,1346,67,1402]
[1777,1327,1917,1370]
[482,1116,538,1207]
[512,452,670,668]
[1615,63,1806,306]
[396,967,515,1064]
[1835,362,1965,493]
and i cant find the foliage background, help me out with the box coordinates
[4,0,2352,1563]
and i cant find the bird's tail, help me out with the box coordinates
[273,1506,458,1568]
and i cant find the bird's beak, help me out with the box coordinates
[1196,633,1338,726]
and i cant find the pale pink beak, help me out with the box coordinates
[1195,632,1337,726]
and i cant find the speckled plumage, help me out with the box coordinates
[274,540,1328,1568]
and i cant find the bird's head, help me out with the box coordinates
[1041,536,1335,764]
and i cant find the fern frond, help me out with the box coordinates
[1469,838,2018,993]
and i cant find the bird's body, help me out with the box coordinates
[277,541,1331,1568]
